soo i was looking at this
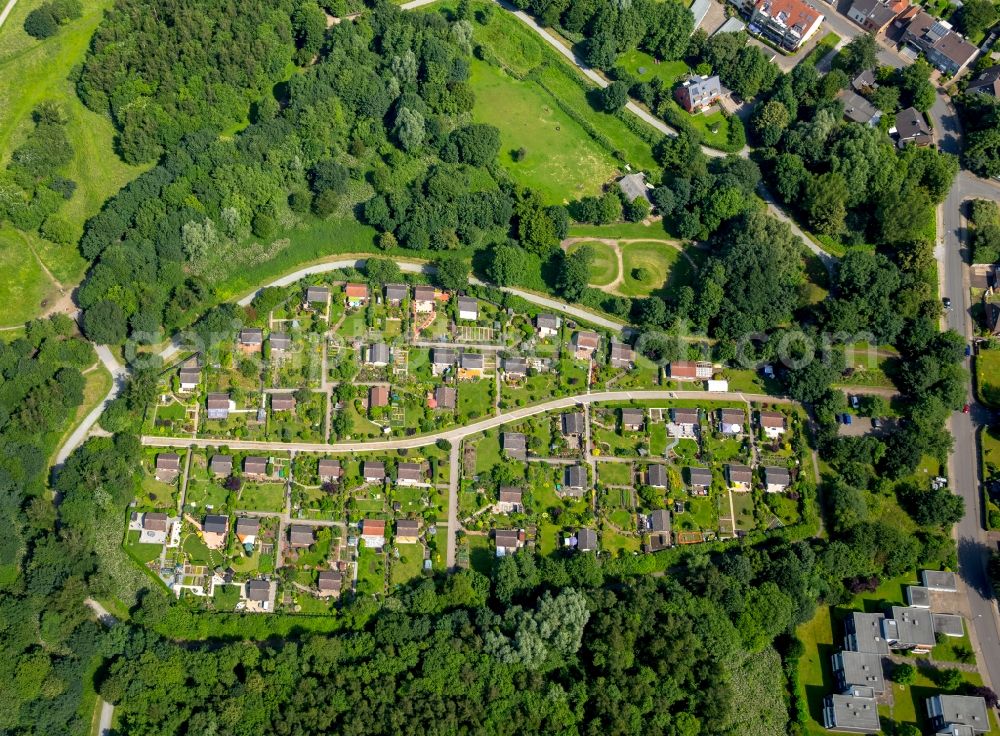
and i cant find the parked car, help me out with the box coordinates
[965,345,972,357]
[850,395,860,409]
[963,404,970,414]
[943,296,952,310]
[843,414,853,425]
[872,418,881,428]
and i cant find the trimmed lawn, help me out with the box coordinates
[238,483,286,513]
[474,433,503,476]
[356,546,385,595]
[469,59,619,204]
[568,240,619,286]
[567,221,670,240]
[212,584,242,611]
[467,534,494,574]
[796,606,837,736]
[182,533,224,567]
[597,462,633,486]
[619,241,682,297]
[976,347,1000,408]
[648,423,667,455]
[0,227,61,327]
[458,380,494,421]
[616,49,687,88]
[390,543,425,586]
[125,532,163,564]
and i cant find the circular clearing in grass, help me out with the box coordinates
[619,241,681,297]
[567,240,619,287]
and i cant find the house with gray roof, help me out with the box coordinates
[457,296,479,321]
[243,456,268,475]
[823,690,881,733]
[239,328,263,347]
[932,613,965,638]
[968,65,1000,98]
[503,356,527,378]
[900,11,977,76]
[718,409,745,435]
[832,651,885,694]
[609,341,635,368]
[210,454,233,476]
[883,606,937,651]
[894,107,933,147]
[179,365,201,391]
[502,432,527,461]
[621,408,644,431]
[289,525,315,548]
[837,89,882,127]
[434,386,456,409]
[844,612,890,655]
[675,74,723,112]
[305,285,329,305]
[396,462,423,486]
[207,393,231,420]
[494,529,524,556]
[564,465,587,491]
[618,172,652,203]
[561,412,585,436]
[155,453,181,482]
[577,528,598,553]
[687,467,712,494]
[271,394,296,412]
[363,461,386,482]
[907,585,931,608]
[764,466,791,493]
[317,570,343,595]
[245,579,271,602]
[496,486,523,513]
[536,313,561,337]
[367,343,391,367]
[647,509,671,552]
[647,464,668,488]
[269,332,292,352]
[384,283,408,305]
[926,694,990,734]
[235,517,260,544]
[318,459,342,482]
[726,464,753,491]
[432,348,457,374]
[922,569,958,592]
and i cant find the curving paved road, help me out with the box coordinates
[141,389,792,454]
[53,344,126,465]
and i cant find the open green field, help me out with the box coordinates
[0,227,61,327]
[567,221,669,240]
[976,347,1000,408]
[568,240,618,286]
[469,59,618,204]
[619,241,682,297]
[616,49,687,88]
[0,0,152,324]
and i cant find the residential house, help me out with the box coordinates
[396,462,423,486]
[837,89,882,126]
[235,517,260,545]
[561,412,585,436]
[367,343,391,367]
[647,464,668,488]
[764,466,791,493]
[345,283,369,308]
[647,509,671,552]
[745,0,824,51]
[243,456,268,476]
[718,409,745,435]
[361,519,387,549]
[155,453,181,482]
[922,569,958,592]
[726,464,753,492]
[907,585,932,608]
[675,74,723,112]
[363,461,386,483]
[459,352,484,378]
[318,459,342,483]
[202,515,229,549]
[317,570,343,596]
[210,454,233,477]
[894,107,933,147]
[244,579,271,605]
[926,694,990,734]
[179,365,200,392]
[670,407,699,432]
[269,332,292,353]
[496,486,523,513]
[571,331,601,360]
[621,408,644,431]
[140,512,170,544]
[413,286,437,313]
[536,313,561,337]
[369,385,389,408]
[239,328,263,351]
[271,394,296,412]
[206,393,231,420]
[609,341,636,369]
[564,465,587,492]
[457,296,479,321]
[687,466,712,495]
[832,651,885,695]
[432,348,458,375]
[882,606,937,651]
[384,283,408,306]
[434,386,457,409]
[617,172,652,204]
[900,11,977,75]
[851,69,878,93]
[305,285,330,306]
[669,361,713,380]
[822,691,881,733]
[288,525,315,549]
[844,611,890,655]
[932,613,966,638]
[494,529,524,556]
[502,432,527,461]
[577,528,598,553]
[503,356,527,379]
[967,65,1000,97]
[847,0,907,33]
[395,519,421,544]
[758,410,787,439]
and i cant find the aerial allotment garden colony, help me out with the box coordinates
[2,0,1000,734]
